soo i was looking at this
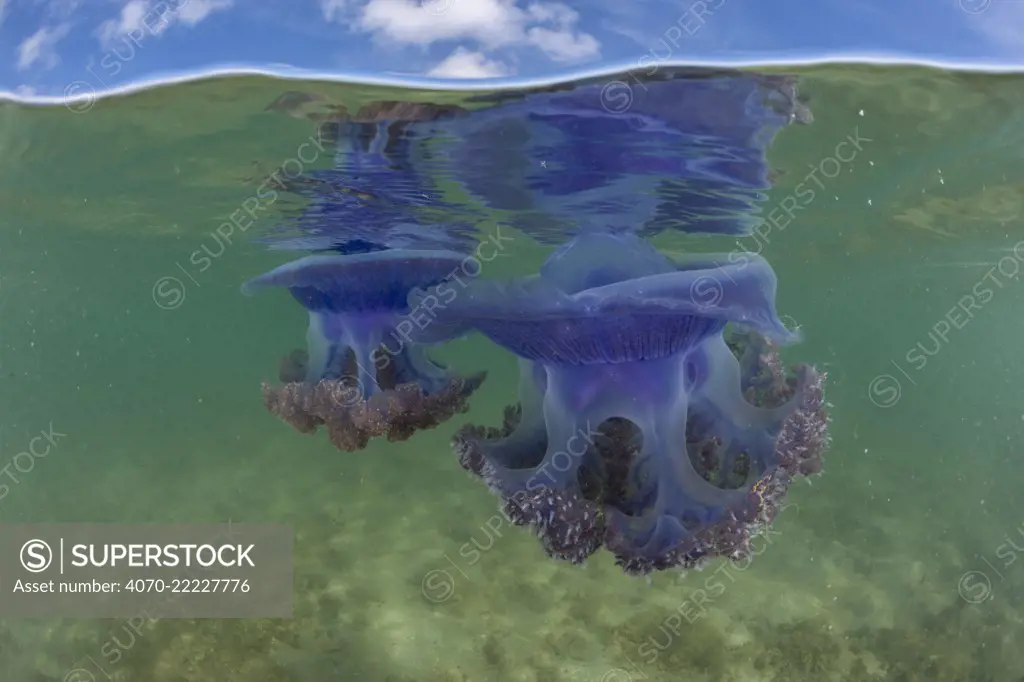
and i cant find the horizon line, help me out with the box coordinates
[5,54,1024,108]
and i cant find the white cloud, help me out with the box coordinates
[427,46,510,78]
[324,0,600,63]
[524,2,576,25]
[0,0,7,27]
[358,0,522,47]
[527,25,600,62]
[96,0,234,49]
[16,23,71,71]
[96,0,154,48]
[524,4,599,62]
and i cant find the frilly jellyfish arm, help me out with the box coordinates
[685,335,794,474]
[693,334,798,429]
[456,358,549,480]
[241,249,466,395]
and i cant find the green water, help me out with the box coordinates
[3,65,1024,681]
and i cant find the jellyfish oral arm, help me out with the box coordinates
[304,311,342,383]
[304,310,400,395]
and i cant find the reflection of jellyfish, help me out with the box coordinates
[242,249,485,451]
[422,233,829,574]
[436,71,808,242]
[258,100,480,254]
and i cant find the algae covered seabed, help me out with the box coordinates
[4,65,1024,681]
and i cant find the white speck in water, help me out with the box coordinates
[858,109,864,116]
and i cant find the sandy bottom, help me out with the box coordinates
[2,410,1023,682]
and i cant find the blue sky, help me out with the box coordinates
[1,0,1023,99]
